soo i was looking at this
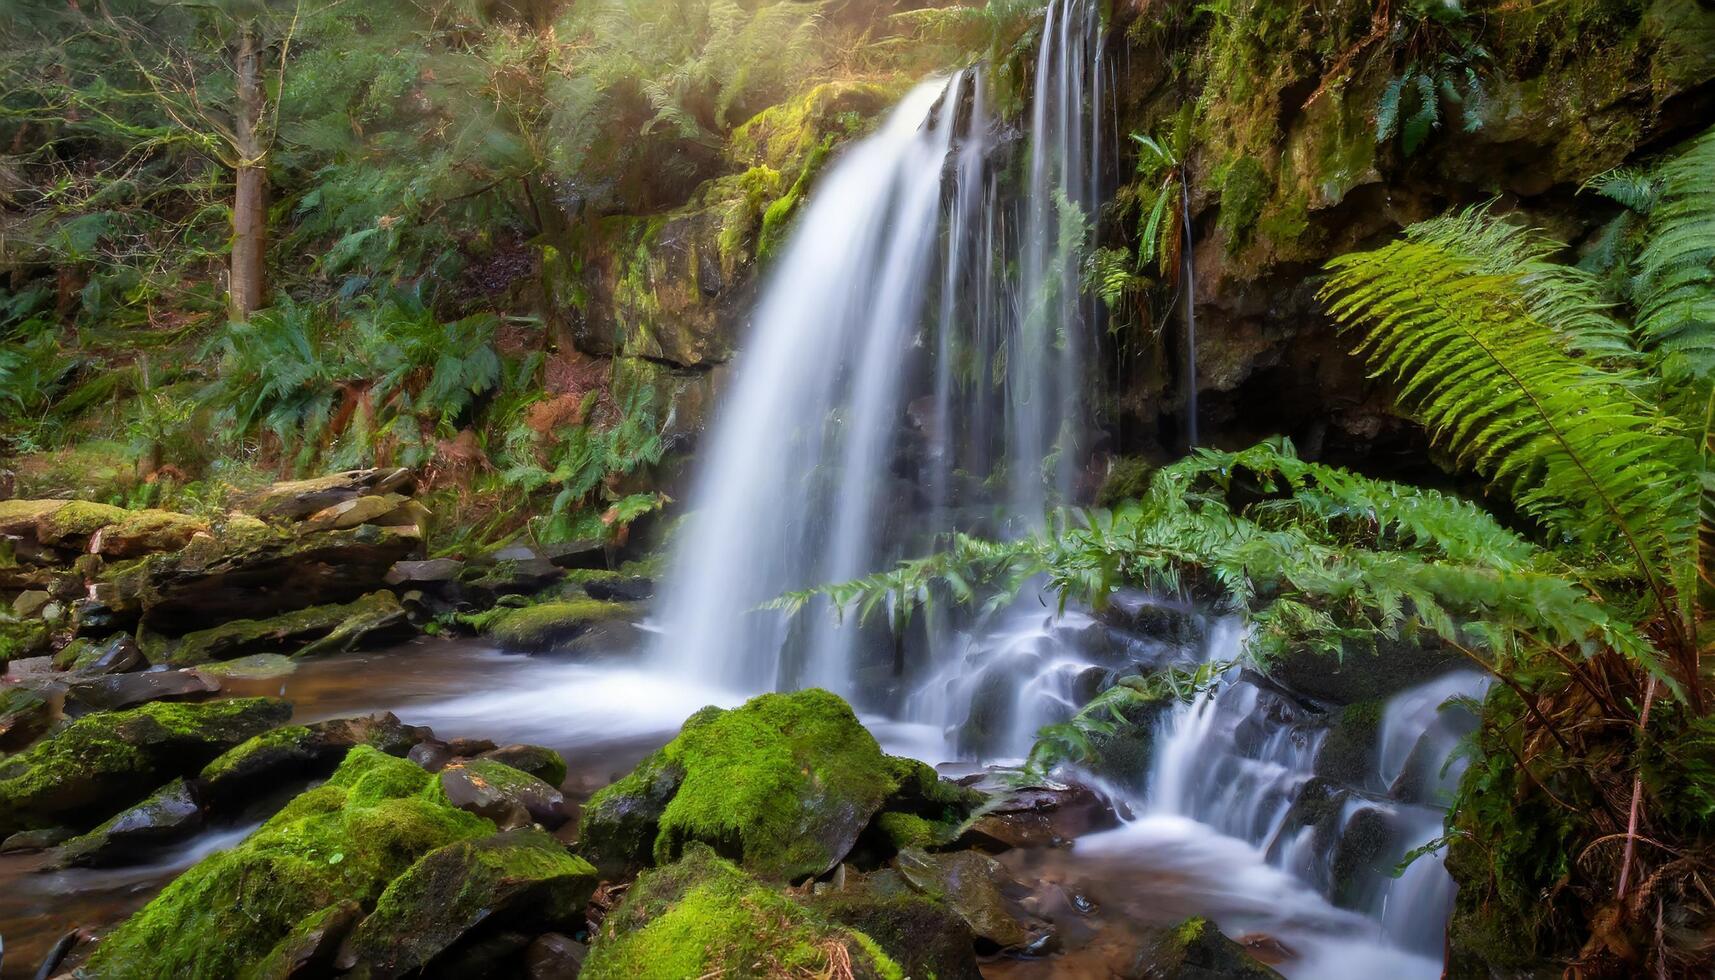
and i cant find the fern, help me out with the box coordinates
[1632,126,1715,386]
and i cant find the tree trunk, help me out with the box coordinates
[229,25,267,321]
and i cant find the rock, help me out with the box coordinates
[55,777,204,867]
[0,617,50,664]
[580,575,653,602]
[58,633,146,675]
[584,843,902,979]
[957,780,1121,851]
[65,668,219,713]
[1099,591,1206,646]
[525,932,587,980]
[199,713,431,808]
[0,696,291,837]
[446,735,499,756]
[1266,634,1461,706]
[242,468,416,521]
[408,740,455,772]
[483,600,635,652]
[153,590,411,666]
[458,551,565,602]
[479,744,569,787]
[0,499,69,536]
[1123,916,1285,979]
[93,509,208,558]
[303,493,413,532]
[246,901,363,980]
[80,746,492,977]
[103,523,422,634]
[338,827,599,977]
[198,653,298,680]
[0,825,74,853]
[34,500,130,548]
[0,684,53,750]
[385,558,464,586]
[810,868,983,980]
[12,589,51,618]
[894,847,1056,953]
[579,690,970,882]
[439,760,571,830]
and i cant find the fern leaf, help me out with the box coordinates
[1634,125,1715,386]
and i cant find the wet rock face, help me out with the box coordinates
[1122,916,1285,979]
[439,760,571,831]
[198,713,432,808]
[811,869,984,980]
[957,781,1122,852]
[893,847,1057,955]
[55,777,204,868]
[65,668,220,713]
[0,684,53,750]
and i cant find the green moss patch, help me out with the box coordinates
[483,598,634,652]
[80,746,494,978]
[584,843,903,980]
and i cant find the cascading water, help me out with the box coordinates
[652,0,1107,700]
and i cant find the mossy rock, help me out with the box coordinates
[32,500,130,547]
[810,870,983,980]
[438,759,570,830]
[55,777,203,868]
[95,509,208,558]
[244,901,362,980]
[153,590,410,666]
[0,499,68,537]
[199,713,430,807]
[1096,456,1157,508]
[1313,699,1383,785]
[0,696,291,837]
[79,746,494,978]
[0,684,53,751]
[893,847,1054,953]
[482,599,635,652]
[584,843,903,980]
[580,690,969,882]
[1126,916,1284,979]
[339,827,598,976]
[478,743,568,787]
[0,617,50,665]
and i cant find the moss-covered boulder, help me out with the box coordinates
[93,509,209,558]
[79,746,493,978]
[35,500,130,547]
[336,827,598,976]
[53,633,144,674]
[0,616,50,665]
[483,599,636,652]
[478,743,568,787]
[579,690,974,882]
[199,713,430,807]
[584,843,903,980]
[1125,916,1284,979]
[810,869,983,980]
[439,759,570,831]
[245,901,362,980]
[0,696,291,836]
[0,498,68,537]
[152,590,410,665]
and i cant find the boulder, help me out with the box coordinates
[34,500,130,548]
[0,826,75,853]
[810,868,983,980]
[583,844,902,980]
[894,847,1056,953]
[956,779,1122,851]
[0,617,50,664]
[0,499,68,536]
[12,589,51,617]
[384,558,464,586]
[479,744,569,787]
[0,696,291,837]
[65,668,220,713]
[102,523,422,634]
[578,690,974,882]
[78,746,492,978]
[483,600,635,653]
[0,684,53,750]
[1123,916,1285,979]
[246,901,363,980]
[580,575,653,602]
[439,760,571,830]
[55,633,145,674]
[55,777,204,868]
[525,933,587,979]
[337,827,598,977]
[199,713,431,807]
[242,468,416,521]
[152,590,411,665]
[93,510,209,558]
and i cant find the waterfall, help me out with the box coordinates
[652,0,1106,698]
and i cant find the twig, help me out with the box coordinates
[1617,674,1658,899]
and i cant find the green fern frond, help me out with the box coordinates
[1633,125,1715,386]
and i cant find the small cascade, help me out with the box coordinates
[1139,624,1489,963]
[652,0,1108,700]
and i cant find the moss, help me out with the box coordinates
[97,509,207,555]
[479,744,568,786]
[484,598,633,651]
[341,827,598,975]
[200,725,316,784]
[1216,155,1270,250]
[36,500,131,543]
[584,844,903,980]
[81,746,494,978]
[1133,916,1284,978]
[874,811,939,851]
[0,499,68,536]
[241,902,360,980]
[0,618,50,665]
[811,881,982,980]
[1313,699,1382,785]
[0,697,291,836]
[155,591,406,665]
